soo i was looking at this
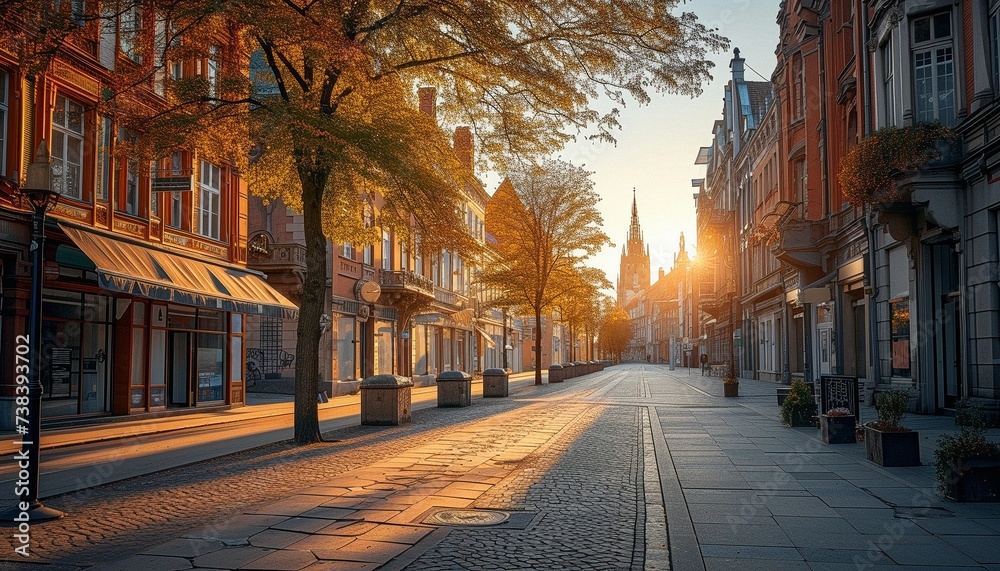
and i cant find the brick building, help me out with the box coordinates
[0,5,295,429]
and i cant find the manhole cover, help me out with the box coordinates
[424,509,510,526]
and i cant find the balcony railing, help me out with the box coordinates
[250,242,307,269]
[379,269,434,296]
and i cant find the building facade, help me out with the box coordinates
[0,6,295,429]
[698,0,1000,417]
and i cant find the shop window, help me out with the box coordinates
[890,299,911,377]
[197,333,225,401]
[912,11,955,126]
[336,316,356,380]
[52,95,85,200]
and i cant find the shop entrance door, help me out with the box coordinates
[169,331,191,406]
[81,323,110,414]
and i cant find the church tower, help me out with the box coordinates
[618,189,651,308]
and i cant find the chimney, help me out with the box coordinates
[454,126,474,173]
[730,47,744,83]
[659,267,665,280]
[418,87,437,120]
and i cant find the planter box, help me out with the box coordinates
[865,426,920,467]
[724,383,739,397]
[777,387,790,406]
[942,458,1000,502]
[820,415,857,444]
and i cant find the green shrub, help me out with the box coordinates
[934,400,1000,491]
[870,390,909,431]
[780,379,817,427]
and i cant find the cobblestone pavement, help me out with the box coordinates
[403,405,643,571]
[1,369,632,569]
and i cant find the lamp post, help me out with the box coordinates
[7,141,63,523]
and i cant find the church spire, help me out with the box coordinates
[629,188,642,242]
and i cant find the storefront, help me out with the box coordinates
[1,222,297,429]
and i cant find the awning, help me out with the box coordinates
[60,224,298,319]
[474,325,496,349]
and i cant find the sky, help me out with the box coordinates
[486,0,782,298]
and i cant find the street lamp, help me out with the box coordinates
[5,141,64,523]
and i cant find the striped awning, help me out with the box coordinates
[60,224,298,318]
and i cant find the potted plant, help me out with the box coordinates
[864,390,920,467]
[839,123,953,207]
[934,400,1000,502]
[780,379,817,427]
[723,367,739,397]
[820,407,857,444]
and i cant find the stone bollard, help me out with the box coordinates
[360,375,413,425]
[562,362,576,379]
[436,370,472,407]
[482,368,509,398]
[548,363,564,383]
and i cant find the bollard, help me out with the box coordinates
[482,368,509,398]
[360,375,413,425]
[436,370,472,407]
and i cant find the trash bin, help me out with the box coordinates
[547,363,564,383]
[436,370,472,407]
[482,368,509,398]
[360,374,413,425]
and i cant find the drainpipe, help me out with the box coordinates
[864,206,882,399]
[860,0,882,402]
[861,0,872,138]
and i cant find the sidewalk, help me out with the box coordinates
[0,371,542,456]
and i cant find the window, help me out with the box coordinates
[342,243,353,259]
[119,2,142,63]
[912,12,955,126]
[115,128,140,215]
[160,152,185,228]
[0,69,7,177]
[124,160,139,215]
[198,160,221,240]
[52,95,85,200]
[55,0,86,26]
[793,158,806,216]
[207,46,218,98]
[792,53,804,119]
[363,244,373,265]
[881,36,895,126]
[991,0,1000,93]
[399,240,409,271]
[96,117,112,202]
[381,230,392,270]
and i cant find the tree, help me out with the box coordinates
[555,270,606,361]
[4,0,726,443]
[599,306,632,362]
[480,160,611,384]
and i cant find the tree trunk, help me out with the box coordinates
[293,161,330,444]
[534,306,543,385]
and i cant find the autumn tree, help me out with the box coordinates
[555,270,607,361]
[3,0,726,443]
[480,160,611,384]
[599,306,632,363]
